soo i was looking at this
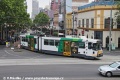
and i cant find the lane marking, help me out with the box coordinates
[4,50,42,59]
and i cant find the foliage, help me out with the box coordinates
[0,0,31,29]
[33,12,49,26]
[115,1,120,23]
[53,32,58,36]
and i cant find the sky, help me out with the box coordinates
[26,0,94,17]
[26,0,51,17]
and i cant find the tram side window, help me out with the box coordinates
[79,42,85,48]
[22,37,27,42]
[44,39,49,45]
[88,42,92,49]
[49,40,54,46]
[22,37,24,41]
[25,38,28,42]
[34,38,36,44]
[55,40,59,46]
[71,42,78,47]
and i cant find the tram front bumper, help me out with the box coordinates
[97,53,103,57]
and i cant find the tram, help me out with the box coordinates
[20,34,103,59]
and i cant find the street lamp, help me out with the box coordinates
[72,12,75,36]
[109,0,114,51]
[4,23,7,40]
[72,11,77,36]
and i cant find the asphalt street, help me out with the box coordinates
[0,64,119,80]
[0,45,120,80]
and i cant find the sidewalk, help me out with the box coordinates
[5,41,22,51]
[103,49,120,56]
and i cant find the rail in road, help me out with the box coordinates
[0,49,119,66]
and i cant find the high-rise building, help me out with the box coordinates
[24,0,27,12]
[32,0,39,20]
[51,0,90,30]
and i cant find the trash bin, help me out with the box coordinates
[111,43,115,50]
[107,43,115,51]
[107,44,112,50]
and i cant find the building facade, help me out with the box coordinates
[76,0,120,48]
[50,0,61,29]
[66,0,89,35]
[32,0,39,20]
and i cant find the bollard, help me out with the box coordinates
[6,42,8,47]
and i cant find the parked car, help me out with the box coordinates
[98,61,120,77]
[0,39,6,45]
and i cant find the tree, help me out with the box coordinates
[0,0,31,30]
[33,12,49,27]
[115,0,120,26]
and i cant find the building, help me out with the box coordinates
[32,0,39,20]
[51,0,89,31]
[50,0,61,29]
[75,0,120,48]
[65,0,89,35]
[72,0,89,11]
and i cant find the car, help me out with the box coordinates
[98,61,120,77]
[0,39,6,45]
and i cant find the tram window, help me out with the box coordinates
[49,40,54,46]
[34,38,36,44]
[44,39,49,45]
[27,38,29,42]
[79,42,85,48]
[71,42,78,47]
[55,40,59,46]
[88,42,92,49]
[22,37,24,41]
[22,37,25,41]
[25,38,28,42]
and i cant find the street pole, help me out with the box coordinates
[72,11,75,36]
[63,0,66,37]
[109,0,114,51]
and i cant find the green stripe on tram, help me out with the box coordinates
[60,38,83,42]
[26,35,34,38]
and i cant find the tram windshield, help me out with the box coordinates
[92,42,102,50]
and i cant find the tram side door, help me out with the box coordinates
[30,38,35,51]
[63,41,71,56]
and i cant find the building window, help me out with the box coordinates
[82,19,84,27]
[117,20,120,29]
[68,20,69,28]
[91,18,94,28]
[86,19,89,28]
[79,20,81,27]
[104,17,113,29]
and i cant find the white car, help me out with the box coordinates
[98,61,120,77]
